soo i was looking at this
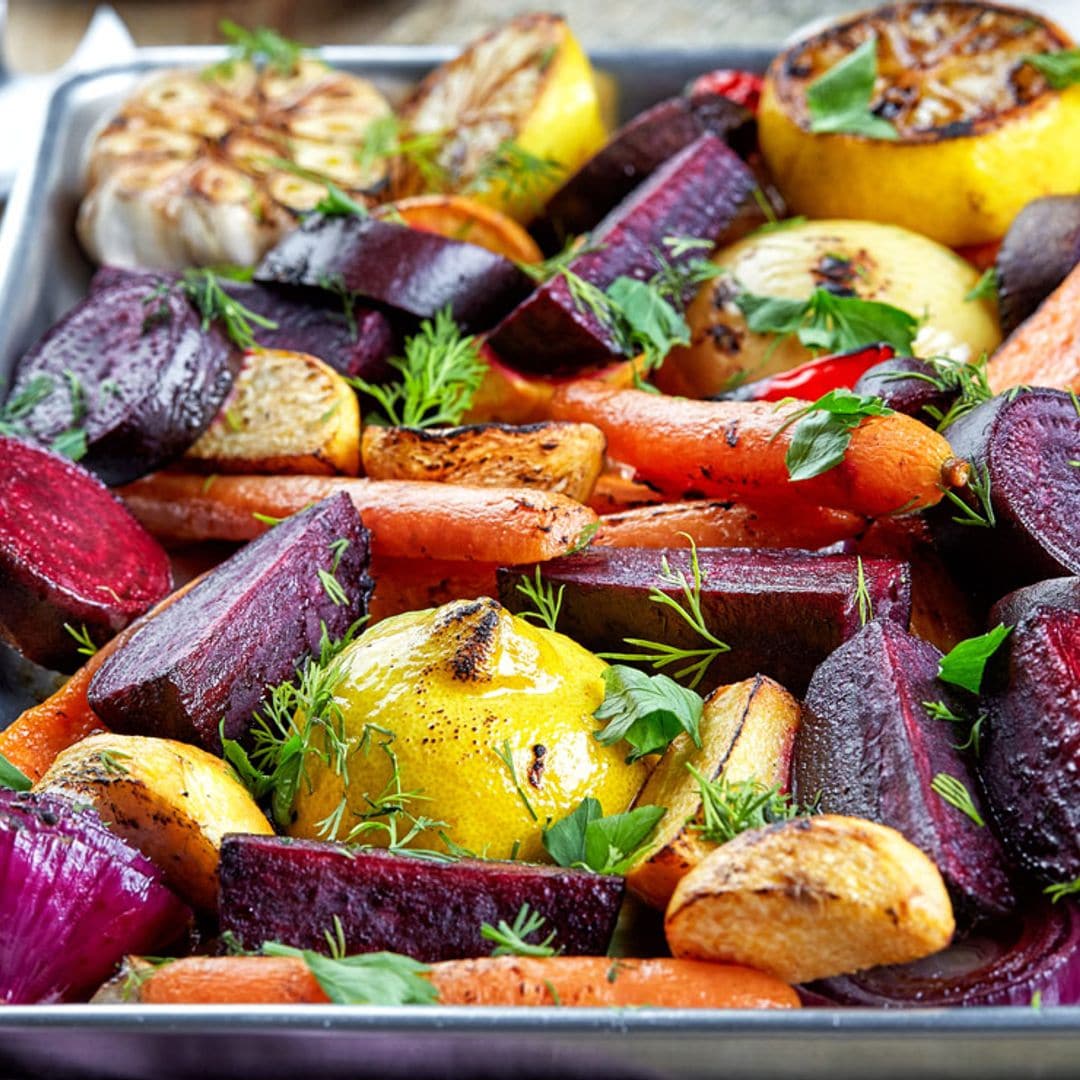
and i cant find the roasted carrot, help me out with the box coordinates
[595,500,866,550]
[118,474,597,564]
[587,468,666,514]
[988,261,1080,393]
[551,381,967,517]
[134,955,798,1009]
[368,557,499,623]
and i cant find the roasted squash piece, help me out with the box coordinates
[184,348,360,476]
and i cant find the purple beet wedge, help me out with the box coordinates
[488,134,757,374]
[6,279,238,485]
[532,90,754,251]
[990,576,1080,629]
[980,604,1080,886]
[795,619,1015,922]
[254,215,532,332]
[498,547,910,695]
[88,492,373,751]
[218,835,624,961]
[0,436,173,670]
[854,355,958,421]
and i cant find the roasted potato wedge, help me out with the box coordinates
[361,421,605,502]
[626,676,801,910]
[665,815,955,984]
[184,349,360,476]
[34,733,273,909]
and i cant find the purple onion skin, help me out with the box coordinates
[0,790,189,1003]
[804,901,1080,1008]
[796,619,1015,923]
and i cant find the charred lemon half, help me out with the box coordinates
[759,2,1080,246]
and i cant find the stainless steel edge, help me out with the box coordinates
[0,43,1078,1079]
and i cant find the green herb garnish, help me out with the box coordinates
[515,566,564,632]
[480,903,560,957]
[806,37,898,140]
[492,740,538,823]
[466,140,565,203]
[689,765,806,845]
[942,461,996,528]
[937,624,1011,695]
[355,115,449,192]
[542,797,665,876]
[593,665,703,763]
[208,21,309,77]
[174,269,278,350]
[1023,48,1080,89]
[923,699,986,757]
[890,354,993,430]
[1045,877,1080,903]
[62,622,98,658]
[853,556,873,626]
[0,752,32,792]
[965,267,999,304]
[930,772,985,827]
[96,749,131,777]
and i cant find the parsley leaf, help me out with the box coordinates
[262,943,437,1005]
[775,388,894,482]
[965,267,999,304]
[0,751,32,792]
[542,797,665,875]
[593,665,703,763]
[806,36,898,140]
[1023,48,1080,90]
[937,624,1012,695]
[605,276,692,368]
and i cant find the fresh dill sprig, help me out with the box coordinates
[1045,877,1080,904]
[853,556,873,626]
[923,699,986,756]
[347,307,487,429]
[930,772,985,827]
[316,538,351,607]
[688,765,806,845]
[466,140,565,203]
[515,566,564,632]
[480,903,560,958]
[0,373,87,461]
[492,740,538,822]
[176,269,279,350]
[599,536,729,689]
[96,749,131,776]
[355,114,449,191]
[888,354,993,431]
[63,622,98,658]
[942,462,996,528]
[0,752,32,792]
[207,21,309,77]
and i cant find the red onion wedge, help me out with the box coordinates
[804,901,1080,1008]
[0,790,190,1003]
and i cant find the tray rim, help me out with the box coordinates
[0,43,1077,1040]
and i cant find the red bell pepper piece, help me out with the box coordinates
[716,344,896,402]
[689,69,764,113]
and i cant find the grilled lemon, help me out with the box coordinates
[759,2,1080,246]
[393,13,608,223]
[78,59,391,269]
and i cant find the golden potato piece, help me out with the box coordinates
[626,676,801,910]
[35,732,273,909]
[185,349,360,476]
[665,814,955,984]
[361,421,606,502]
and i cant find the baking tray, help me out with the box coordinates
[0,44,1077,1080]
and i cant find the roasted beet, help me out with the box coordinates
[6,280,237,485]
[499,547,910,695]
[927,388,1080,597]
[218,835,624,961]
[979,604,1080,885]
[997,195,1080,336]
[0,436,173,670]
[990,577,1080,629]
[795,619,1015,921]
[532,90,754,251]
[254,215,531,332]
[88,492,373,751]
[488,134,756,374]
[90,267,396,383]
[853,355,957,420]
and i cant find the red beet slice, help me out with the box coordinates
[795,619,1015,922]
[928,388,1080,598]
[88,492,373,751]
[498,547,910,695]
[254,215,532,332]
[980,604,1080,885]
[90,267,397,383]
[488,134,757,375]
[0,790,189,1003]
[532,90,754,251]
[218,834,624,962]
[997,195,1080,336]
[7,280,238,486]
[0,436,173,670]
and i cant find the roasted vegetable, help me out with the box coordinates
[0,790,189,1003]
[35,733,273,910]
[254,214,532,332]
[550,381,967,517]
[0,436,172,670]
[219,836,624,960]
[796,620,1015,921]
[665,815,956,984]
[853,356,959,421]
[626,676,802,909]
[118,473,597,564]
[285,598,647,861]
[717,345,895,404]
[368,556,499,624]
[361,421,605,501]
[88,492,372,750]
[5,278,238,485]
[500,547,910,695]
[487,134,756,373]
[184,349,360,476]
[990,576,1080,629]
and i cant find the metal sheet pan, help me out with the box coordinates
[0,45,1077,1079]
